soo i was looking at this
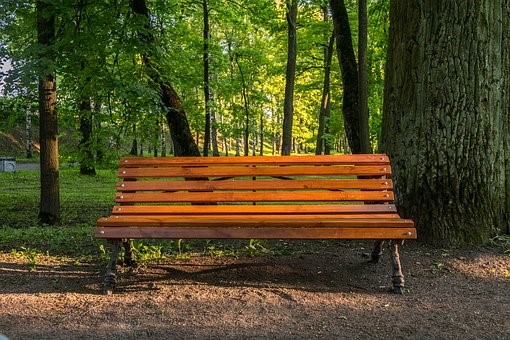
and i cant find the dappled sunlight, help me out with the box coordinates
[445,253,510,280]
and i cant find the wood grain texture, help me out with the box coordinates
[116,179,393,191]
[119,154,390,167]
[110,204,399,215]
[115,191,394,203]
[95,226,416,239]
[118,165,391,178]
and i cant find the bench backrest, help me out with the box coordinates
[111,154,399,218]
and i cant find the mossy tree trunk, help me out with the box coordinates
[382,0,509,245]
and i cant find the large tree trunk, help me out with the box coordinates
[37,0,60,225]
[329,0,361,154]
[504,1,510,235]
[382,0,509,245]
[281,0,297,155]
[130,0,200,157]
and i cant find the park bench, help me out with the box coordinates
[95,154,416,294]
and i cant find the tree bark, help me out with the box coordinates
[130,124,138,156]
[202,0,211,156]
[357,0,372,154]
[25,108,32,158]
[37,0,60,225]
[329,0,360,154]
[315,30,334,155]
[382,0,509,245]
[504,1,510,235]
[130,0,200,157]
[281,0,298,155]
[79,98,96,175]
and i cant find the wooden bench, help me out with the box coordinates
[96,154,416,294]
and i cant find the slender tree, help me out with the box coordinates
[329,0,361,153]
[130,0,200,157]
[315,23,334,155]
[357,0,371,154]
[37,0,60,225]
[281,0,298,155]
[203,0,211,156]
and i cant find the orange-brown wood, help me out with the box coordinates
[95,226,416,240]
[97,215,413,228]
[116,179,393,191]
[114,191,394,203]
[96,154,417,242]
[110,204,399,215]
[119,154,391,167]
[117,165,391,178]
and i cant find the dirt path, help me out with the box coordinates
[0,241,509,339]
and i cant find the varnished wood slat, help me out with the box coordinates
[97,216,413,228]
[115,191,394,203]
[116,179,393,191]
[119,154,391,167]
[95,226,416,240]
[112,212,399,219]
[118,165,391,178]
[111,204,398,215]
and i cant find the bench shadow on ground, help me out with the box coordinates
[113,254,398,295]
[0,253,392,295]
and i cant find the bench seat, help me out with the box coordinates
[96,154,416,294]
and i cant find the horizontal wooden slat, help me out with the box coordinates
[118,165,391,178]
[120,154,391,167]
[97,216,413,228]
[111,204,398,215]
[116,179,393,192]
[115,191,394,203]
[95,226,416,240]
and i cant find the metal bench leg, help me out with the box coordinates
[122,239,137,267]
[103,239,121,295]
[370,240,385,263]
[389,240,405,294]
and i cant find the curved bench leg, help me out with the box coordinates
[371,240,385,263]
[389,240,405,294]
[103,239,121,295]
[122,239,137,267]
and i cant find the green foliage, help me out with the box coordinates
[1,0,391,158]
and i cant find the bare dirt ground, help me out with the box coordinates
[0,240,509,339]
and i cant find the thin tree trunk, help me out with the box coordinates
[358,0,372,154]
[329,0,360,154]
[259,113,264,156]
[79,98,96,175]
[37,0,60,225]
[235,56,250,156]
[93,102,103,162]
[25,109,32,158]
[130,124,138,155]
[316,30,334,155]
[202,0,211,156]
[161,122,166,157]
[281,0,298,156]
[210,92,220,156]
